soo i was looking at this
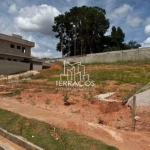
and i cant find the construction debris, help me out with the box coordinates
[94,92,119,102]
[0,71,39,80]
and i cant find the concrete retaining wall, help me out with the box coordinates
[0,60,30,75]
[32,64,43,71]
[47,48,150,64]
[0,128,43,150]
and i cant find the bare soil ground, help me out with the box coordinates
[0,63,150,150]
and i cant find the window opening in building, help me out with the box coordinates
[7,58,11,61]
[10,44,15,48]
[17,46,21,49]
[22,47,26,53]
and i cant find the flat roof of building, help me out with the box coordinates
[0,33,35,47]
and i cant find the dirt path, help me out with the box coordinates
[0,135,25,150]
[0,98,149,150]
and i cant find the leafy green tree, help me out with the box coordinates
[117,27,125,44]
[110,26,125,50]
[111,26,117,42]
[126,40,141,49]
[52,6,109,56]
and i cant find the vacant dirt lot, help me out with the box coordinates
[0,63,150,150]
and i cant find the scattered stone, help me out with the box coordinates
[21,78,31,81]
[135,116,140,121]
[0,75,4,78]
[94,92,119,102]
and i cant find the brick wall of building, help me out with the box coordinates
[0,60,30,75]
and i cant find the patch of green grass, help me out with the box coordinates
[1,92,13,97]
[34,89,43,92]
[29,61,150,101]
[96,85,105,94]
[63,92,69,102]
[45,99,51,105]
[0,108,118,150]
[13,88,22,96]
[32,73,46,79]
[89,67,150,86]
[32,69,63,80]
[48,76,60,82]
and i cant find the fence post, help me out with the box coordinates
[132,95,136,131]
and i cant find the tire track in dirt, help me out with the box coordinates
[0,98,150,150]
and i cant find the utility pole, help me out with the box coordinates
[132,95,136,131]
[81,40,83,56]
[59,27,64,57]
[74,25,76,56]
[61,32,63,57]
[70,23,77,56]
[68,31,70,56]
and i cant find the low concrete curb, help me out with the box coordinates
[0,128,44,150]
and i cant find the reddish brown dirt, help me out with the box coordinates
[39,64,62,72]
[0,64,150,150]
[0,96,149,150]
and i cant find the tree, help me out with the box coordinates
[111,26,117,42]
[52,6,109,56]
[110,26,125,50]
[126,40,141,49]
[117,27,125,44]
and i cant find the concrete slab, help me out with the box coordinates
[126,89,150,106]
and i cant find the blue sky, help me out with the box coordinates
[0,0,150,58]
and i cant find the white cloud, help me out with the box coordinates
[141,37,150,47]
[0,21,20,35]
[15,4,60,35]
[0,24,6,30]
[110,4,132,20]
[77,0,89,6]
[31,49,53,58]
[114,4,132,14]
[31,48,61,58]
[26,35,40,50]
[144,17,150,34]
[105,0,116,12]
[144,24,150,34]
[25,35,51,58]
[66,0,71,2]
[126,16,143,27]
[145,17,150,25]
[24,35,61,58]
[8,4,18,15]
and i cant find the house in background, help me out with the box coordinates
[0,33,43,75]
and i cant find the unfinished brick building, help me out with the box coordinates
[0,33,42,75]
